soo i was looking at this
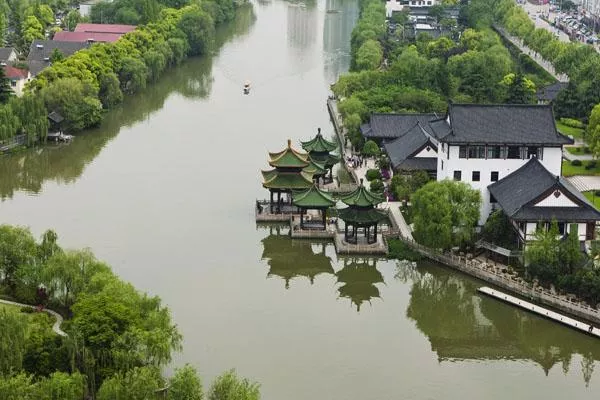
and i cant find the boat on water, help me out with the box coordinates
[243,81,251,94]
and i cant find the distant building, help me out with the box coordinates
[74,23,136,34]
[27,40,90,76]
[3,65,30,96]
[0,48,17,63]
[53,31,124,43]
[536,82,569,105]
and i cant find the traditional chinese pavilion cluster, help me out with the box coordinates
[259,129,388,247]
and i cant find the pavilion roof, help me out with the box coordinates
[337,207,388,225]
[303,157,327,176]
[309,152,341,169]
[292,184,336,208]
[268,139,310,168]
[339,180,385,207]
[262,170,314,190]
[301,129,338,153]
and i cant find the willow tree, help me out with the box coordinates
[0,310,28,376]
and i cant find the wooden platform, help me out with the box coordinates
[478,286,600,338]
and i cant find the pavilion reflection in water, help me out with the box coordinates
[260,225,386,312]
[404,261,600,385]
[261,225,334,289]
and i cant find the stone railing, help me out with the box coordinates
[400,235,600,324]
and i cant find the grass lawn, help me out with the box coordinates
[584,191,600,209]
[566,146,591,155]
[0,302,22,312]
[556,120,585,139]
[562,160,600,176]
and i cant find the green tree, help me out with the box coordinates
[208,370,260,400]
[0,373,35,399]
[559,225,583,274]
[0,66,13,104]
[97,367,162,400]
[362,140,380,157]
[0,310,28,376]
[526,220,561,282]
[65,10,81,31]
[49,49,64,63]
[177,7,215,56]
[412,180,481,249]
[355,39,382,71]
[0,225,38,293]
[34,371,86,400]
[22,15,44,45]
[144,49,167,82]
[168,364,203,400]
[501,72,536,104]
[41,78,103,132]
[118,56,148,94]
[98,72,124,108]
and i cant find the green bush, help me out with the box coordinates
[571,159,582,166]
[387,238,423,261]
[365,169,382,181]
[369,178,385,193]
[595,190,600,197]
[20,307,34,314]
[585,161,597,170]
[362,140,381,157]
[560,117,585,129]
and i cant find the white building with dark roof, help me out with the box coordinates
[435,104,572,223]
[371,103,600,245]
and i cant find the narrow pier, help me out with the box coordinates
[478,286,600,338]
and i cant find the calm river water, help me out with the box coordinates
[1,0,600,398]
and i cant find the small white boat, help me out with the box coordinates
[243,80,251,94]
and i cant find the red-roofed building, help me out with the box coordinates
[53,31,124,43]
[74,23,136,34]
[3,65,30,96]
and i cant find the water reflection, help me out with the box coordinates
[336,257,384,311]
[261,224,334,289]
[322,0,358,84]
[404,261,600,384]
[0,4,256,201]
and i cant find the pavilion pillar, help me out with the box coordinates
[374,223,378,243]
[277,191,281,213]
[270,191,274,213]
[322,210,326,229]
[344,223,349,240]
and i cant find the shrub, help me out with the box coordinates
[369,178,384,193]
[20,307,34,313]
[585,161,597,170]
[362,140,381,157]
[571,159,582,166]
[387,238,423,261]
[560,117,585,129]
[595,190,600,197]
[365,169,382,181]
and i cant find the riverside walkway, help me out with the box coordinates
[0,298,67,337]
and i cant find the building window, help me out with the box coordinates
[472,171,480,181]
[558,222,566,235]
[507,146,521,159]
[10,80,16,87]
[490,171,499,182]
[441,160,444,170]
[487,146,503,159]
[527,146,539,158]
[459,146,467,158]
[468,146,485,159]
[453,170,461,181]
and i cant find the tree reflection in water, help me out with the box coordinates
[402,260,600,385]
[0,4,256,201]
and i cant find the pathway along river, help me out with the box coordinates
[1,0,600,398]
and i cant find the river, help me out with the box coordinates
[1,0,600,398]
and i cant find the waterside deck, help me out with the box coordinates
[478,286,600,338]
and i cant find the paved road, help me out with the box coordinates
[566,175,600,192]
[0,299,67,337]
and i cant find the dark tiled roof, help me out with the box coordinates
[361,113,438,141]
[396,157,437,171]
[0,47,15,62]
[383,123,438,170]
[488,159,600,221]
[536,82,568,102]
[27,40,89,62]
[442,104,572,145]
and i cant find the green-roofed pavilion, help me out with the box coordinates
[301,128,340,183]
[292,184,336,230]
[336,258,384,311]
[261,233,334,289]
[337,180,387,244]
[261,139,315,214]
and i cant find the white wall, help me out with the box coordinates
[534,190,578,207]
[524,222,588,241]
[10,74,30,97]
[436,145,564,224]
[385,0,404,17]
[413,145,437,158]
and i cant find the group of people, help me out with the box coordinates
[346,155,364,169]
